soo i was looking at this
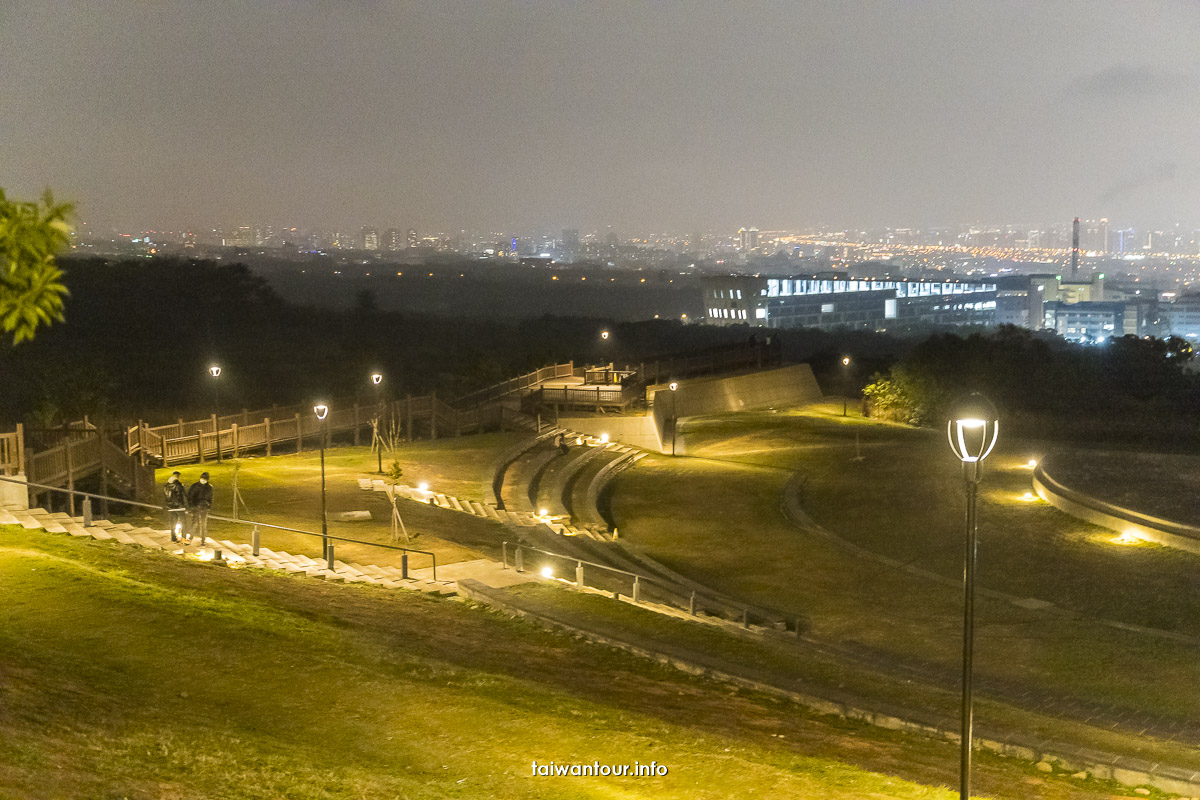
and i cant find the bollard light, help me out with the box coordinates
[945,391,998,800]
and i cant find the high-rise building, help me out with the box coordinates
[383,229,403,251]
[738,227,760,251]
[407,229,418,249]
[360,226,380,251]
[561,228,580,260]
[1099,218,1109,254]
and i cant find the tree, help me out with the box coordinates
[0,189,73,345]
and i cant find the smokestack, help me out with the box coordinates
[1071,217,1080,279]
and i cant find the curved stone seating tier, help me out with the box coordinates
[1034,454,1200,554]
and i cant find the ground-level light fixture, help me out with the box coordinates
[417,482,429,492]
[540,566,554,579]
[600,433,609,444]
[539,508,549,517]
[946,391,998,800]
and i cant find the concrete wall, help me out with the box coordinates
[649,364,821,418]
[0,474,29,510]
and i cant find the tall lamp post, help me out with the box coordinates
[668,381,679,456]
[840,356,851,417]
[946,392,999,800]
[209,364,222,463]
[371,372,384,474]
[314,403,330,558]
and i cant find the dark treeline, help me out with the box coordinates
[0,257,901,428]
[864,326,1200,445]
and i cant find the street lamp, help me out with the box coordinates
[314,403,330,558]
[840,356,851,417]
[668,381,679,456]
[946,392,999,800]
[371,372,384,474]
[600,330,610,340]
[209,364,222,463]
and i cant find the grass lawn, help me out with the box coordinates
[137,435,521,569]
[607,402,1200,734]
[0,526,1154,799]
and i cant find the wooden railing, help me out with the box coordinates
[453,361,576,407]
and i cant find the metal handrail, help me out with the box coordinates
[0,474,437,579]
[502,540,752,626]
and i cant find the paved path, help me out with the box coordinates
[0,505,535,596]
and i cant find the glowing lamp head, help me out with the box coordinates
[946,392,999,464]
[417,482,429,492]
[371,372,383,385]
[539,508,549,517]
[313,403,329,420]
[599,433,609,444]
[668,381,678,392]
[600,330,610,340]
[209,365,221,378]
[540,566,554,578]
[841,356,850,366]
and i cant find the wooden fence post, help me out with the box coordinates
[242,408,249,426]
[64,433,75,516]
[211,413,218,435]
[137,420,146,467]
[295,413,303,452]
[15,422,24,476]
[197,431,205,463]
[265,417,272,456]
[98,428,109,518]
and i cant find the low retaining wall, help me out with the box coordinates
[1034,460,1200,555]
[455,578,1200,796]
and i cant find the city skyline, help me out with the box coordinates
[4,1,1200,233]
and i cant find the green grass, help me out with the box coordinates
[0,525,1133,800]
[607,401,1200,733]
[139,435,521,569]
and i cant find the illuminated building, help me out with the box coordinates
[701,275,996,331]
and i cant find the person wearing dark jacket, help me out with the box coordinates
[187,472,214,545]
[164,471,187,542]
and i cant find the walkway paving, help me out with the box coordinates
[0,504,535,596]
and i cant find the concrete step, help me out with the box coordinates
[0,509,21,525]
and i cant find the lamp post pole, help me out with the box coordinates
[668,381,679,456]
[315,404,329,558]
[960,459,979,800]
[372,372,384,474]
[210,365,222,463]
[841,355,851,417]
[946,392,999,800]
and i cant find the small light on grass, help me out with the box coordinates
[1026,459,1038,469]
[1112,530,1142,545]
[600,433,609,444]
[540,566,554,578]
[417,482,429,492]
[1019,491,1036,502]
[539,508,549,517]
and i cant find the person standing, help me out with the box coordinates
[187,471,214,546]
[164,471,187,543]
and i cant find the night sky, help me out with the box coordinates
[3,1,1198,232]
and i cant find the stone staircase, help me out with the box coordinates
[0,504,530,597]
[365,427,643,542]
